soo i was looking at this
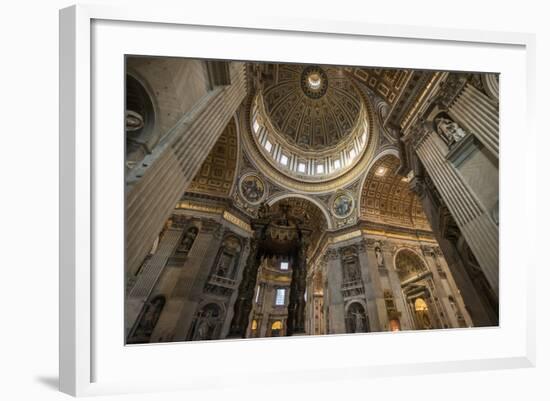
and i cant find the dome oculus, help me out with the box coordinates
[300,66,328,99]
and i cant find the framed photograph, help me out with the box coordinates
[59,4,536,397]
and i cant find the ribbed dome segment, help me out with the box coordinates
[262,64,362,151]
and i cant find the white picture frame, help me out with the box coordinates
[59,4,536,397]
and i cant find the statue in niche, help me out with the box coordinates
[353,311,365,332]
[375,246,385,267]
[212,236,241,279]
[215,256,229,277]
[435,116,466,145]
[176,227,198,255]
[196,318,214,341]
[191,304,222,341]
[345,303,368,334]
[128,296,165,343]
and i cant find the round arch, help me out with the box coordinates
[195,300,227,317]
[393,247,429,282]
[344,299,368,313]
[344,300,370,333]
[358,151,430,230]
[266,192,333,230]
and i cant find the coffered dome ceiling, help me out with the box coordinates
[262,64,363,151]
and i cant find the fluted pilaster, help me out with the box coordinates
[325,249,346,334]
[125,63,247,277]
[416,131,499,293]
[449,83,499,159]
[356,240,384,331]
[125,228,182,335]
[165,222,224,340]
[381,244,414,330]
[220,239,252,338]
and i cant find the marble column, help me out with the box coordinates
[228,234,261,338]
[220,239,251,338]
[287,243,307,335]
[304,273,314,335]
[411,173,497,326]
[415,130,499,294]
[125,226,183,335]
[432,247,473,327]
[357,240,385,331]
[325,248,346,334]
[381,243,414,331]
[154,221,224,341]
[356,240,382,332]
[419,245,457,328]
[125,63,247,278]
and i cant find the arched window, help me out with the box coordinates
[271,321,283,337]
[275,288,286,306]
[395,249,428,282]
[127,295,165,344]
[415,298,428,311]
[414,297,432,329]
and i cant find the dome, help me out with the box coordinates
[261,64,363,151]
[248,63,372,186]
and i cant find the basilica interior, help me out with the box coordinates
[124,57,499,343]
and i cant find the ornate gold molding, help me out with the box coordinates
[329,230,362,244]
[222,211,252,233]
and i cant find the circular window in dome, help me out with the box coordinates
[300,65,328,99]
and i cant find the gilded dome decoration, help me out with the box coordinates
[248,63,374,187]
[332,193,354,219]
[300,65,328,99]
[262,64,362,151]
